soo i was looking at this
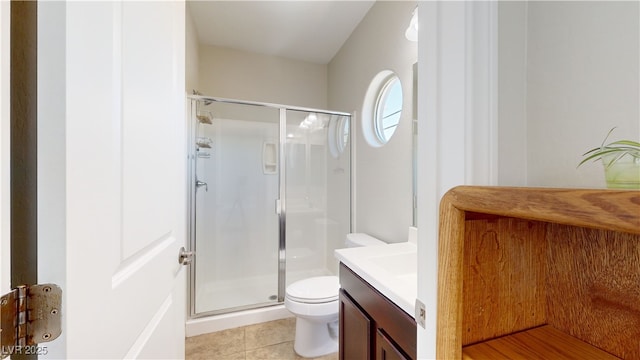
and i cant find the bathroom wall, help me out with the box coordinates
[328,1,417,244]
[498,1,640,188]
[197,44,328,109]
[185,8,199,93]
[497,2,528,186]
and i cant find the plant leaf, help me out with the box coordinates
[578,148,623,167]
[601,127,617,147]
[609,139,640,148]
[578,127,640,167]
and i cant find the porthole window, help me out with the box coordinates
[362,70,403,147]
[375,76,402,143]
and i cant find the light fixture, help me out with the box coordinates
[405,6,418,42]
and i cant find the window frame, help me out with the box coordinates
[361,70,403,148]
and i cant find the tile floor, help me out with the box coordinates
[185,317,339,360]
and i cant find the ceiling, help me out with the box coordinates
[187,1,376,64]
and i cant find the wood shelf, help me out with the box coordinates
[462,325,619,359]
[436,187,640,359]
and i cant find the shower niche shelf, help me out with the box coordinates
[196,137,212,149]
[197,111,213,125]
[197,150,210,159]
[262,141,277,175]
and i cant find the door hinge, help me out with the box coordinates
[415,298,426,329]
[1,284,62,357]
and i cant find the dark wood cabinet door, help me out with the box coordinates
[376,329,409,360]
[339,289,371,360]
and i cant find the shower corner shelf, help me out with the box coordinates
[263,163,277,175]
[196,137,212,149]
[197,113,213,125]
[197,151,211,159]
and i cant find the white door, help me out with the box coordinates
[0,0,10,302]
[37,2,186,358]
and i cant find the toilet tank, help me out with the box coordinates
[345,233,386,247]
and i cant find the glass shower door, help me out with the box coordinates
[192,100,281,315]
[284,110,351,285]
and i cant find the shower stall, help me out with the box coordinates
[187,96,351,318]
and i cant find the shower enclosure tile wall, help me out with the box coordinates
[188,96,351,318]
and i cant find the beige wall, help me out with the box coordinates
[185,8,199,93]
[528,1,639,188]
[198,45,328,109]
[328,1,417,244]
[499,1,640,188]
[498,2,528,186]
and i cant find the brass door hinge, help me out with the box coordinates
[1,284,62,358]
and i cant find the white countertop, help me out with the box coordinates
[334,241,417,318]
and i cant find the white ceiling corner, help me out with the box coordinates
[187,0,375,64]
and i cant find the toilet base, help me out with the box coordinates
[293,317,338,358]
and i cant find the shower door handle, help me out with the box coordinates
[196,180,208,192]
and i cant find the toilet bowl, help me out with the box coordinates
[285,233,386,358]
[285,276,340,358]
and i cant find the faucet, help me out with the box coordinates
[196,180,208,192]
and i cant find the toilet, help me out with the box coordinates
[284,233,386,358]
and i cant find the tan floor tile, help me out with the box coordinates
[244,317,296,350]
[293,348,339,360]
[245,341,298,360]
[185,327,245,359]
[310,351,338,360]
[187,350,245,360]
[185,318,340,360]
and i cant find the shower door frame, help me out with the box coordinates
[187,95,351,319]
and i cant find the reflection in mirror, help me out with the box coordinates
[412,62,418,227]
[328,115,350,159]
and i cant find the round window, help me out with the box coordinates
[362,71,403,147]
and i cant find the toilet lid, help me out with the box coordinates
[286,276,339,304]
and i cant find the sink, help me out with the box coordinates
[335,242,417,317]
[370,252,416,277]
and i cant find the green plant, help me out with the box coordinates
[579,127,640,168]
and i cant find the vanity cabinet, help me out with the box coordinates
[437,187,640,359]
[339,264,416,360]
